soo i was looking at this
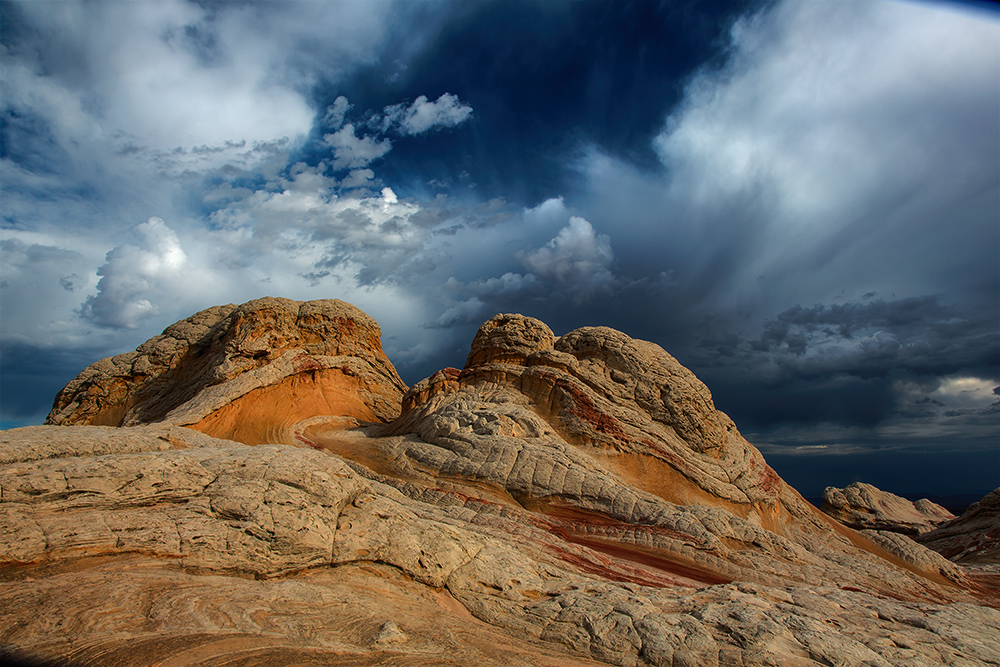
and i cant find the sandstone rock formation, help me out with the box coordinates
[3,302,999,667]
[4,424,999,667]
[373,315,972,598]
[822,482,955,535]
[46,297,407,444]
[918,488,1000,564]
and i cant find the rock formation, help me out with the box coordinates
[822,482,955,535]
[3,301,999,667]
[46,297,407,444]
[918,488,1000,564]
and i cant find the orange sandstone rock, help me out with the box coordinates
[46,297,407,444]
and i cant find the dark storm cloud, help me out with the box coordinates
[324,0,757,203]
[692,293,998,465]
[748,297,998,376]
[0,340,108,427]
[1,0,996,498]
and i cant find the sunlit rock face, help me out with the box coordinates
[45,297,407,444]
[5,301,999,667]
[822,482,956,535]
[379,314,968,594]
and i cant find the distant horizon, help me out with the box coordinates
[2,0,997,500]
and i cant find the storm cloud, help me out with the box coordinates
[1,0,996,496]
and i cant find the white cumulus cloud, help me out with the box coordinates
[448,212,618,309]
[520,216,616,295]
[383,93,473,135]
[323,95,353,130]
[340,168,376,189]
[80,217,188,329]
[324,123,393,170]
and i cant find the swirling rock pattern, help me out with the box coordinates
[45,297,407,443]
[4,303,999,666]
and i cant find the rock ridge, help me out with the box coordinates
[918,488,1000,564]
[822,482,956,535]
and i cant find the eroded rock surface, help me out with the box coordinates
[822,482,955,535]
[4,304,999,666]
[373,315,972,600]
[46,297,407,445]
[919,488,1000,564]
[4,425,1000,667]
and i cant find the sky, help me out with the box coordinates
[1,0,997,499]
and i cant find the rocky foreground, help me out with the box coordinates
[2,297,998,666]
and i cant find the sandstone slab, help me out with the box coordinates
[3,425,1000,667]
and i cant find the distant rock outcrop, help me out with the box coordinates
[821,482,955,535]
[918,488,1000,564]
[46,297,407,444]
[3,301,998,667]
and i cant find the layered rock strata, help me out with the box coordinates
[3,425,1000,667]
[3,302,998,667]
[822,482,955,535]
[373,315,971,598]
[45,297,407,444]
